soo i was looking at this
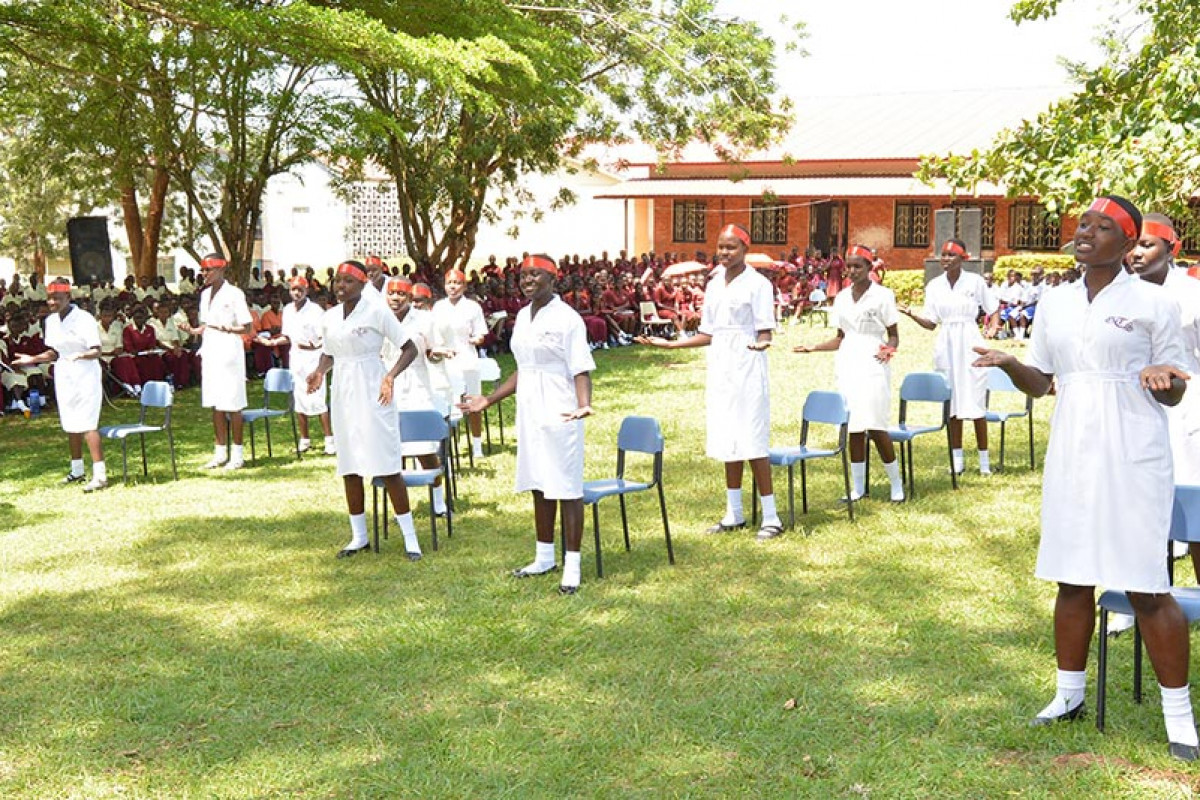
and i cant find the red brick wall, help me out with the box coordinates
[649,196,1077,269]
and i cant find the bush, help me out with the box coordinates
[883,269,926,308]
[993,253,1076,275]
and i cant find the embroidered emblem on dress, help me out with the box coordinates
[1104,316,1134,332]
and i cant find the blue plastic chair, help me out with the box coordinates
[372,409,453,554]
[886,372,957,499]
[984,368,1036,471]
[581,416,673,578]
[753,390,853,529]
[243,367,300,463]
[1096,485,1200,732]
[98,380,177,484]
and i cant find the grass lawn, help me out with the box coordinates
[2,318,1198,798]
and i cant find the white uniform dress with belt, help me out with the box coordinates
[698,266,775,462]
[1028,270,1187,592]
[44,305,102,433]
[511,295,595,500]
[921,271,998,418]
[322,298,410,478]
[282,299,328,416]
[1164,267,1200,483]
[381,307,440,457]
[831,282,899,432]
[199,283,252,412]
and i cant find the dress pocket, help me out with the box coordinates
[1120,412,1170,465]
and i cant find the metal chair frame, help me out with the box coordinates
[98,380,177,484]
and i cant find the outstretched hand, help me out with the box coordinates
[747,341,771,351]
[459,394,488,415]
[305,371,323,394]
[562,405,593,422]
[792,344,811,354]
[634,335,670,348]
[971,346,1014,369]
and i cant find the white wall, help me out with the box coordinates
[260,162,352,273]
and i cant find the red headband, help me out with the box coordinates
[720,224,751,247]
[1088,198,1138,240]
[364,255,384,268]
[1142,220,1182,257]
[846,245,874,262]
[336,261,368,282]
[412,284,432,299]
[200,256,227,270]
[941,241,968,258]
[289,276,308,289]
[387,277,413,293]
[47,278,71,293]
[521,255,559,276]
[445,269,466,282]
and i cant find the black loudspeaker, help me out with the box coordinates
[67,216,114,286]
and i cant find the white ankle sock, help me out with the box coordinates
[518,540,557,574]
[298,437,310,449]
[346,513,369,550]
[92,461,107,482]
[882,459,904,499]
[471,435,483,455]
[759,493,781,526]
[952,448,964,474]
[562,550,582,588]
[979,450,991,473]
[850,461,866,498]
[1037,668,1086,718]
[724,488,744,525]
[230,444,244,461]
[1162,684,1199,746]
[69,458,85,477]
[432,485,447,514]
[213,444,227,462]
[396,511,420,554]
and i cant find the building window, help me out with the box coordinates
[894,201,931,248]
[672,200,707,243]
[950,202,996,250]
[809,200,848,258]
[1173,202,1200,256]
[1009,202,1061,250]
[750,201,788,245]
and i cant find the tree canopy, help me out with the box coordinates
[919,0,1200,219]
[0,0,792,280]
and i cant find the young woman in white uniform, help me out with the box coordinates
[180,254,253,470]
[794,245,905,502]
[271,276,334,455]
[461,255,595,594]
[382,276,448,517]
[901,239,1000,475]
[638,224,785,539]
[307,261,424,561]
[13,278,108,492]
[433,269,488,458]
[974,196,1198,761]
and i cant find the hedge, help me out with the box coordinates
[993,253,1076,274]
[883,270,926,308]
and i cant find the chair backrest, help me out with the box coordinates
[399,408,449,445]
[1171,485,1200,543]
[802,390,849,427]
[478,357,502,383]
[808,289,827,304]
[638,301,660,321]
[898,372,951,426]
[985,367,1033,412]
[616,416,664,455]
[263,367,294,394]
[138,380,173,426]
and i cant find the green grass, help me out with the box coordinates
[1,320,1198,799]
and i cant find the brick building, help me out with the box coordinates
[594,88,1092,269]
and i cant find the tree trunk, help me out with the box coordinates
[136,165,170,281]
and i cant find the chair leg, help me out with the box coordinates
[947,430,958,490]
[999,421,1007,473]
[139,433,148,477]
[800,461,808,516]
[592,502,603,578]
[788,465,796,530]
[372,485,380,553]
[1028,414,1036,469]
[291,411,300,460]
[1097,607,1109,732]
[167,427,178,481]
[907,441,916,499]
[265,416,273,458]
[750,475,758,526]
[842,450,854,522]
[1133,624,1143,704]
[619,494,630,551]
[657,483,674,565]
[483,406,492,455]
[248,423,257,464]
[498,399,505,446]
[429,486,439,552]
[121,438,130,485]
